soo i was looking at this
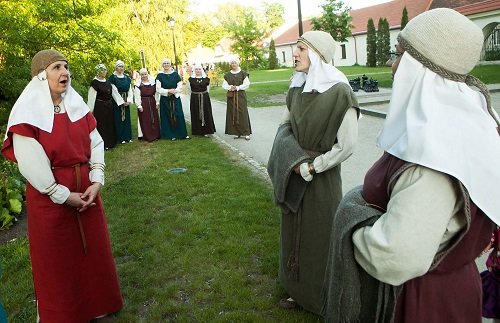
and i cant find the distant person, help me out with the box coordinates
[134,68,160,142]
[322,8,500,323]
[109,60,134,143]
[2,49,122,322]
[186,64,216,137]
[267,30,359,315]
[88,64,125,150]
[156,58,190,140]
[222,57,251,140]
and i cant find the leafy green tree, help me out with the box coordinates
[401,6,409,30]
[310,0,353,42]
[263,2,285,30]
[0,0,122,101]
[376,18,390,66]
[366,18,377,67]
[268,39,278,69]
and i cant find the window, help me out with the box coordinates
[341,44,346,59]
[282,51,286,64]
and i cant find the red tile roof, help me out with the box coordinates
[273,0,500,46]
[350,0,431,35]
[453,0,500,16]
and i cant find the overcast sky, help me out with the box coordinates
[189,0,392,19]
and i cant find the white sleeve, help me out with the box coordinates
[174,81,182,98]
[134,86,142,109]
[13,134,70,204]
[87,87,97,112]
[156,80,169,96]
[89,129,105,185]
[236,76,250,91]
[185,80,192,97]
[222,79,231,91]
[298,107,358,181]
[352,166,466,286]
[111,84,125,105]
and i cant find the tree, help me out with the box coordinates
[310,0,353,42]
[400,6,409,30]
[366,18,377,67]
[263,2,285,30]
[376,18,390,67]
[268,39,278,69]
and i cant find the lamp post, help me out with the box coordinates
[297,0,303,36]
[168,17,178,71]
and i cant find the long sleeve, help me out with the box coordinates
[89,129,105,185]
[236,76,250,91]
[222,79,231,91]
[126,86,133,103]
[156,80,169,96]
[185,80,192,97]
[352,166,466,286]
[134,86,142,109]
[111,84,125,105]
[174,81,182,98]
[87,87,97,112]
[13,134,70,204]
[299,107,358,181]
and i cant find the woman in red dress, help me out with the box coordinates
[2,50,122,322]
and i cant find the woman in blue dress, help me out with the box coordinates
[155,58,189,140]
[108,60,133,143]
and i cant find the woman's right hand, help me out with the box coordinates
[64,192,87,210]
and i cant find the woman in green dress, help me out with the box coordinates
[268,30,359,315]
[155,58,189,140]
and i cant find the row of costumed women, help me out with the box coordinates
[87,59,216,149]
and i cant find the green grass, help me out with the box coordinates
[0,114,321,322]
[210,64,499,107]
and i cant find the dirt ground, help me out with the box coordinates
[0,210,27,245]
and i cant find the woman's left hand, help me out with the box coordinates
[79,182,102,212]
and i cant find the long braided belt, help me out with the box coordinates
[193,91,208,126]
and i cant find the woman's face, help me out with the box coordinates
[391,44,405,79]
[140,72,148,81]
[162,61,171,70]
[230,62,239,71]
[195,67,203,77]
[97,68,107,79]
[46,60,70,99]
[116,65,125,74]
[293,41,310,73]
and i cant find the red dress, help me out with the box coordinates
[2,112,122,322]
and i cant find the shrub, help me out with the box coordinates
[0,158,25,230]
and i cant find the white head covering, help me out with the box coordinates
[137,67,155,84]
[377,8,500,224]
[160,58,173,74]
[161,58,171,65]
[4,70,89,136]
[115,60,125,68]
[191,64,207,78]
[289,31,349,93]
[229,56,240,65]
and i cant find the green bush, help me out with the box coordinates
[0,158,25,230]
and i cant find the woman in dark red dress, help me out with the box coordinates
[134,68,160,142]
[2,50,122,322]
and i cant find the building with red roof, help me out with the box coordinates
[272,0,500,67]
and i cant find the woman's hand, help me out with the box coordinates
[64,183,102,212]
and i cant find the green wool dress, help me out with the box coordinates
[280,82,357,315]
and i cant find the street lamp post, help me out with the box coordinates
[297,0,303,36]
[168,17,178,71]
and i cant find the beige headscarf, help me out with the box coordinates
[4,49,89,136]
[377,8,500,224]
[289,30,349,93]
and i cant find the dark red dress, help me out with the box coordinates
[363,152,495,323]
[135,82,160,142]
[2,112,122,323]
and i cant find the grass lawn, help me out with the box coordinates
[0,114,321,322]
[210,64,500,107]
